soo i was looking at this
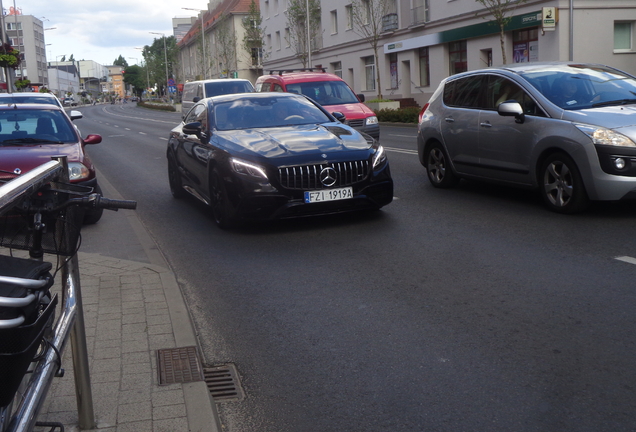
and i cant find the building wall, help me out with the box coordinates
[260,0,636,107]
[6,15,48,87]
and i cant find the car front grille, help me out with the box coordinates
[347,119,365,128]
[278,161,370,190]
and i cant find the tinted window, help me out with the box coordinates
[486,76,544,116]
[443,76,485,108]
[204,81,254,97]
[214,96,331,130]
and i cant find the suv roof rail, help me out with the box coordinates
[268,67,327,76]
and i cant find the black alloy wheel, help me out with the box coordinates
[209,168,234,229]
[425,142,459,188]
[168,155,186,199]
[540,152,589,214]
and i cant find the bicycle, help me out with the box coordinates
[0,159,136,432]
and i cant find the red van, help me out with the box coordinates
[255,70,379,139]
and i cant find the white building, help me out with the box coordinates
[2,13,49,88]
[47,61,80,99]
[260,0,636,107]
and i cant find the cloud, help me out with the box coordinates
[17,0,196,64]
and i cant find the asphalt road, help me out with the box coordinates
[77,103,636,432]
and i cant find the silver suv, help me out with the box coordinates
[417,62,636,213]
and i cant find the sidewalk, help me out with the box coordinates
[33,252,221,432]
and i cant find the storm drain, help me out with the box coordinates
[156,346,204,386]
[203,364,245,402]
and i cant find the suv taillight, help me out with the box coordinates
[418,103,429,124]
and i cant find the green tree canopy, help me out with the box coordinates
[113,55,128,67]
[142,35,178,96]
[123,64,146,96]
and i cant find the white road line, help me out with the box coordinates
[384,146,417,155]
[159,137,168,140]
[139,132,147,135]
[389,134,417,138]
[615,256,636,265]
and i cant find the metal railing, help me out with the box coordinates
[0,157,95,431]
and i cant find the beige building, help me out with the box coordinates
[107,65,125,99]
[258,0,636,107]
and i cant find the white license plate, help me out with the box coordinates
[304,187,353,203]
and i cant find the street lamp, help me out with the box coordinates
[149,32,170,101]
[183,8,207,79]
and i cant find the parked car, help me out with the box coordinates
[417,62,636,214]
[255,69,380,139]
[167,92,393,228]
[0,103,103,223]
[0,92,64,109]
[181,78,254,113]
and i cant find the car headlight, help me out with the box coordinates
[372,145,387,171]
[575,124,636,147]
[230,157,268,180]
[68,162,90,181]
[366,116,378,126]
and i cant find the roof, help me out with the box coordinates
[178,0,255,47]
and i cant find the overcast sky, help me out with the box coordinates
[14,0,201,66]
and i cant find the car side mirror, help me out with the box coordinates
[357,94,366,103]
[183,121,203,136]
[332,112,346,123]
[193,97,201,103]
[69,110,83,121]
[498,100,525,124]
[84,134,102,145]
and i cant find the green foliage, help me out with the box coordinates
[367,98,393,103]
[123,64,146,96]
[113,55,129,67]
[142,36,178,96]
[15,78,30,89]
[0,43,20,68]
[374,107,420,123]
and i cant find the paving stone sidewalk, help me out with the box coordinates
[32,252,220,432]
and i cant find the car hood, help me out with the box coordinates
[0,143,84,175]
[563,105,636,129]
[216,123,372,161]
[321,102,375,119]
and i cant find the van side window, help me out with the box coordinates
[443,76,485,108]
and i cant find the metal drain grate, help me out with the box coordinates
[156,346,204,386]
[203,364,245,402]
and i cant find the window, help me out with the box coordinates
[615,22,633,51]
[362,0,371,25]
[486,76,543,116]
[389,53,398,89]
[419,47,430,87]
[412,0,429,26]
[284,28,290,47]
[364,56,375,91]
[513,28,539,63]
[10,38,23,47]
[449,40,467,75]
[443,75,485,108]
[346,5,353,30]
[332,61,342,78]
[331,10,338,34]
[6,23,21,30]
[275,31,281,50]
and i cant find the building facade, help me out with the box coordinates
[259,0,636,107]
[47,61,80,98]
[177,0,262,85]
[3,13,49,88]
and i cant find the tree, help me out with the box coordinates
[123,64,146,96]
[284,0,321,68]
[216,14,238,77]
[143,35,178,97]
[350,0,395,100]
[242,0,266,70]
[475,0,527,65]
[113,55,129,68]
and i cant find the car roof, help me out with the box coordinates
[0,93,63,107]
[0,102,65,111]
[204,92,306,104]
[257,71,342,84]
[186,78,252,85]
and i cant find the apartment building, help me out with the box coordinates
[3,13,49,88]
[260,0,636,107]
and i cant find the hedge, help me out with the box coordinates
[374,107,420,124]
[137,101,176,112]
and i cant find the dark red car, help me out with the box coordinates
[0,103,103,223]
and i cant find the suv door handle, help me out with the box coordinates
[444,117,454,123]
[480,121,492,128]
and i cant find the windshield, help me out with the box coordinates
[0,96,61,107]
[214,96,332,130]
[285,81,360,105]
[520,64,636,110]
[204,81,254,97]
[0,109,77,144]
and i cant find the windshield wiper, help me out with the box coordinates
[0,137,64,144]
[592,98,636,108]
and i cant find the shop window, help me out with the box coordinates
[513,28,539,63]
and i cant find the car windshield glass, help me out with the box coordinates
[214,96,332,130]
[0,96,60,106]
[0,109,76,144]
[204,81,253,97]
[520,64,636,110]
[285,81,360,105]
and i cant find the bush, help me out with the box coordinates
[374,107,420,124]
[138,101,176,112]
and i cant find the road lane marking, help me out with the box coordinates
[384,146,417,155]
[389,134,417,138]
[615,256,636,265]
[139,132,147,135]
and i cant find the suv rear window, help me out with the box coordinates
[204,81,253,97]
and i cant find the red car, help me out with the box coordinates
[0,103,103,223]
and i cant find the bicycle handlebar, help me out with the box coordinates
[52,193,137,213]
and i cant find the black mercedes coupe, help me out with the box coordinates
[167,92,393,228]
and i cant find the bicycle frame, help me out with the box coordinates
[0,158,95,431]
